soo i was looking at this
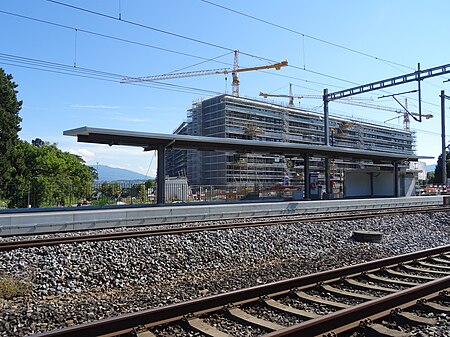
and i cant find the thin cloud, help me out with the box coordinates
[68,148,95,161]
[70,104,121,109]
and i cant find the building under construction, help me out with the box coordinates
[165,94,415,196]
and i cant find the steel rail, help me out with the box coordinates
[264,275,450,337]
[1,206,448,251]
[29,245,450,337]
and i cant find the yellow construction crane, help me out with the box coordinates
[383,99,433,130]
[259,84,433,130]
[122,50,288,97]
[260,83,374,105]
[259,83,300,106]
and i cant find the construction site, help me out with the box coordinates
[123,51,443,202]
[165,92,418,200]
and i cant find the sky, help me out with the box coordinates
[1,0,450,177]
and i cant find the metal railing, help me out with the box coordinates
[1,181,312,209]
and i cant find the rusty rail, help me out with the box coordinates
[30,245,450,337]
[264,275,450,336]
[1,205,448,251]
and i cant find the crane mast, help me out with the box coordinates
[232,50,239,96]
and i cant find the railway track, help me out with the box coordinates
[1,205,449,251]
[30,245,450,337]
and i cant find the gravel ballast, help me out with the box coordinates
[0,212,449,336]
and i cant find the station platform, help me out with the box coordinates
[0,196,445,236]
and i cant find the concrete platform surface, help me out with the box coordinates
[0,196,444,236]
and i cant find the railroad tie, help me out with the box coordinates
[134,330,157,337]
[384,268,436,281]
[263,298,320,319]
[226,307,285,331]
[187,317,232,337]
[417,260,450,271]
[365,273,419,287]
[344,278,397,293]
[420,301,450,314]
[402,264,450,275]
[365,323,409,337]
[321,284,378,300]
[429,257,450,265]
[294,291,350,309]
[395,311,437,326]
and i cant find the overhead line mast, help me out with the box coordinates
[319,62,450,196]
[260,84,431,131]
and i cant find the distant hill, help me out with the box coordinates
[91,165,151,182]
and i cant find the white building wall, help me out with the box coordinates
[165,178,190,202]
[345,170,416,197]
[372,172,394,196]
[344,172,371,196]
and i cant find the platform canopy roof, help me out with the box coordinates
[64,126,431,162]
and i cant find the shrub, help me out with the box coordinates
[0,274,31,299]
[0,199,8,209]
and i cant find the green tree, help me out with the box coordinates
[427,171,435,185]
[0,69,22,202]
[98,182,121,200]
[139,184,146,203]
[433,151,449,184]
[11,140,95,208]
[145,179,155,189]
[89,166,98,180]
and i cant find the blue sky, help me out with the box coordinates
[1,0,449,176]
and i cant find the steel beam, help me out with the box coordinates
[323,88,331,196]
[417,63,422,122]
[441,90,449,185]
[327,63,450,101]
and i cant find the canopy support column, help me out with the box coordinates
[304,153,310,200]
[393,162,399,197]
[157,144,165,204]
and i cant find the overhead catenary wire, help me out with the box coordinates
[412,127,450,138]
[168,52,234,74]
[0,53,222,96]
[3,3,444,115]
[199,0,450,93]
[0,10,233,67]
[198,0,450,89]
[4,53,445,145]
[1,1,444,170]
[44,0,235,52]
[0,8,348,95]
[199,0,415,71]
[3,48,435,120]
[42,0,446,110]
[0,9,332,92]
[39,0,403,88]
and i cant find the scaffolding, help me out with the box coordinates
[166,94,415,193]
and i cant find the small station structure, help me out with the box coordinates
[64,126,430,204]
